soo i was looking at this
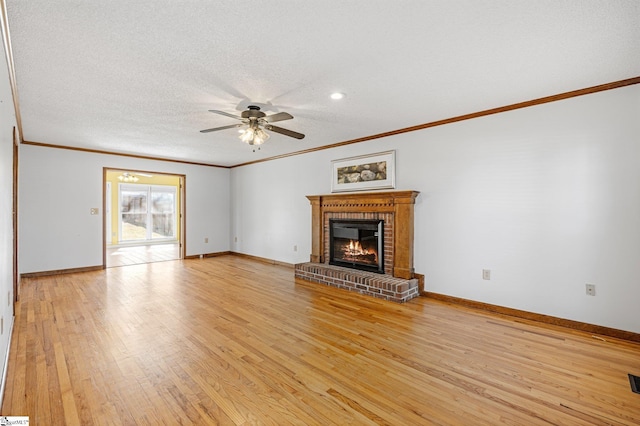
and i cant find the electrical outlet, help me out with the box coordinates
[482,269,491,280]
[7,291,10,306]
[234,237,238,243]
[90,208,99,215]
[293,245,297,252]
[204,237,208,243]
[586,284,596,296]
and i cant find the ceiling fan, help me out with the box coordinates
[200,105,305,151]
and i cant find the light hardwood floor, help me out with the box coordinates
[106,242,180,267]
[2,256,639,425]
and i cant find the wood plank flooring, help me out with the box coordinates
[2,256,639,425]
[106,242,180,268]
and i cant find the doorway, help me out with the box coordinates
[104,169,185,267]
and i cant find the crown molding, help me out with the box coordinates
[12,70,640,169]
[233,76,640,168]
[21,140,230,169]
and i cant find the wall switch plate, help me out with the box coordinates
[482,269,491,280]
[586,284,596,296]
[90,208,99,215]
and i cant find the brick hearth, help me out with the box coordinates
[295,263,419,303]
[296,190,420,303]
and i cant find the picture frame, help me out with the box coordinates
[331,150,396,193]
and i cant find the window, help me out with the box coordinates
[119,184,176,242]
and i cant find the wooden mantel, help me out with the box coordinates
[306,190,419,280]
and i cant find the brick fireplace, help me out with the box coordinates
[295,190,420,303]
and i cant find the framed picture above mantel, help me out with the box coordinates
[331,150,396,193]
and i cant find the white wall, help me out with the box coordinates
[231,84,640,333]
[0,35,17,397]
[230,152,327,262]
[19,145,230,273]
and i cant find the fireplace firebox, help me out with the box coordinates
[329,219,384,274]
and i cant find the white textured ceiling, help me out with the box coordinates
[6,1,640,167]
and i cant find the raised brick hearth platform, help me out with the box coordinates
[295,262,419,303]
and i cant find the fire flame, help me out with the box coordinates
[347,240,365,255]
[343,240,377,263]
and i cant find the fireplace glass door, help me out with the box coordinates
[329,219,384,273]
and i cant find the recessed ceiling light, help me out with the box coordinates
[330,92,345,100]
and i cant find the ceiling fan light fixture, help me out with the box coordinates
[239,127,270,146]
[255,128,269,145]
[118,172,139,183]
[203,105,304,150]
[239,128,253,143]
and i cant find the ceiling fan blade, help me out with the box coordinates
[263,112,293,123]
[208,110,243,120]
[200,123,244,133]
[266,125,305,139]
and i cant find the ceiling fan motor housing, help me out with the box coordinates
[241,106,266,120]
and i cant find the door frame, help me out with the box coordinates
[102,168,186,267]
[12,127,19,305]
